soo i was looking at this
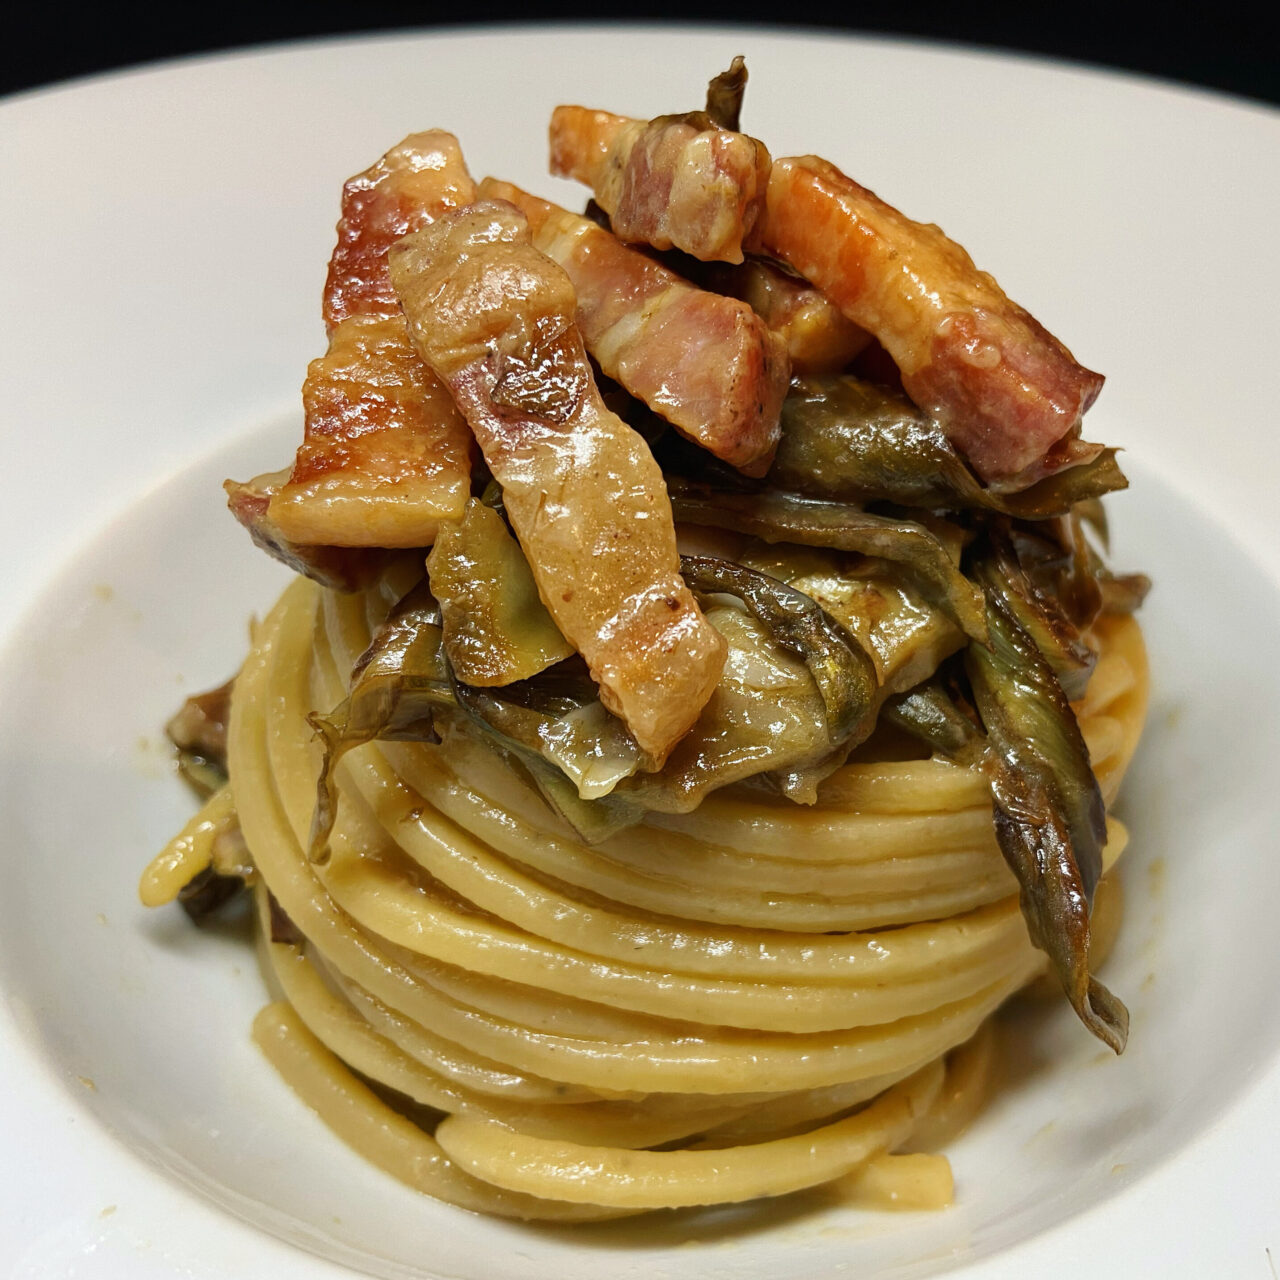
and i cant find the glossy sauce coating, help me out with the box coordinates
[269,314,473,547]
[480,178,787,475]
[549,105,769,263]
[550,100,1102,485]
[708,258,872,375]
[749,156,1103,484]
[324,130,478,331]
[268,132,478,548]
[389,201,726,761]
[225,471,384,590]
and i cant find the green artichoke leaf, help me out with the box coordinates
[966,555,1127,1054]
[451,667,645,802]
[616,602,850,812]
[1009,512,1150,632]
[771,376,1128,517]
[447,685,647,843]
[881,679,985,762]
[680,554,878,747]
[979,527,1099,702]
[427,498,573,687]
[307,580,453,864]
[670,477,987,641]
[737,543,965,696]
[704,55,748,130]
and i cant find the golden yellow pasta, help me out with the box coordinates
[143,61,1151,1223]
[141,569,1144,1219]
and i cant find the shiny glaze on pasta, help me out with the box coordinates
[203,575,1144,1216]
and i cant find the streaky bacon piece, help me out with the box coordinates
[260,132,478,549]
[225,472,387,592]
[324,130,477,331]
[549,105,770,264]
[479,177,788,476]
[268,314,473,547]
[748,156,1104,485]
[388,201,726,762]
[705,258,872,375]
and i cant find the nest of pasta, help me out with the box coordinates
[145,60,1149,1221]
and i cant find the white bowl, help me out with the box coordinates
[2,26,1279,1279]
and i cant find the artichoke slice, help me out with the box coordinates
[966,555,1128,1054]
[982,526,1098,702]
[446,687,647,843]
[679,554,877,747]
[307,581,452,863]
[671,479,986,641]
[451,663,645,801]
[458,556,881,823]
[739,542,966,699]
[772,376,1128,517]
[881,678,984,761]
[878,547,1130,1052]
[614,601,851,813]
[427,498,573,687]
[704,55,749,130]
[1010,512,1151,631]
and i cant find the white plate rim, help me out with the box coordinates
[2,24,1278,1278]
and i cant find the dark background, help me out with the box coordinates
[4,4,1279,108]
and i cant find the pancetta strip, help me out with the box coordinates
[324,130,478,330]
[549,105,769,263]
[388,201,726,762]
[706,259,872,375]
[268,314,473,547]
[264,132,477,549]
[749,156,1104,484]
[479,178,788,475]
[224,472,387,592]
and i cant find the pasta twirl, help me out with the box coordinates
[143,60,1150,1223]
[146,568,1145,1217]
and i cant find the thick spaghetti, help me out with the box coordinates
[143,61,1151,1222]
[142,564,1146,1218]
